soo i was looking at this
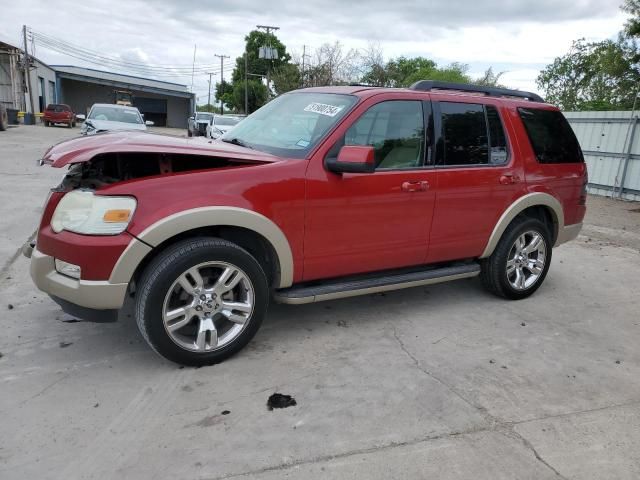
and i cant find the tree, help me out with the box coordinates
[475,67,507,87]
[537,39,640,110]
[225,30,292,112]
[623,0,640,39]
[271,63,301,95]
[215,80,234,110]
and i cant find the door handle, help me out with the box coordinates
[499,174,520,185]
[401,181,429,192]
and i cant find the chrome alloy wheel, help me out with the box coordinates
[162,261,255,352]
[506,230,547,291]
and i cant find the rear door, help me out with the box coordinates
[427,97,528,263]
[303,96,437,281]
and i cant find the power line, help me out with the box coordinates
[28,28,224,78]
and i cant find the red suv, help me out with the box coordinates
[26,81,587,365]
[43,104,76,128]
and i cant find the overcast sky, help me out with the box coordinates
[0,0,627,102]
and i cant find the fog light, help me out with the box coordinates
[55,259,81,279]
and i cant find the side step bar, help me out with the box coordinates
[274,262,481,305]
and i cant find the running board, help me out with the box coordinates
[274,262,481,305]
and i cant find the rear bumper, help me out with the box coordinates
[30,248,128,310]
[555,222,582,246]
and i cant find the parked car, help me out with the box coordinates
[79,103,153,135]
[187,112,213,137]
[206,114,245,139]
[26,81,587,366]
[43,104,76,128]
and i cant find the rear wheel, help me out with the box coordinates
[187,129,192,137]
[481,216,552,300]
[135,238,269,365]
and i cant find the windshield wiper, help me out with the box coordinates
[221,137,253,150]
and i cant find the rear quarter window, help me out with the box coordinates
[518,108,583,164]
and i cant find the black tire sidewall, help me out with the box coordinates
[494,218,553,300]
[136,239,269,365]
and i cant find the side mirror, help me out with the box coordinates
[76,114,86,121]
[325,145,376,174]
[145,120,154,126]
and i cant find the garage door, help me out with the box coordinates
[134,97,167,127]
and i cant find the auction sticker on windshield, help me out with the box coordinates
[304,103,344,117]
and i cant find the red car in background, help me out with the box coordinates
[43,104,76,128]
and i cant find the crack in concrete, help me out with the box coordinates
[391,326,568,479]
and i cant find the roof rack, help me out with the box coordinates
[409,80,544,103]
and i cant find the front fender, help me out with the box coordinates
[109,206,294,288]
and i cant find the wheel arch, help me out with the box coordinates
[480,193,564,259]
[110,207,294,289]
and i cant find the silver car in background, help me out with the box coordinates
[206,114,245,139]
[79,104,153,135]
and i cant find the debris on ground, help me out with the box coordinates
[61,318,82,323]
[59,341,73,348]
[521,322,526,327]
[221,410,230,415]
[489,359,495,364]
[615,360,622,364]
[7,304,14,310]
[336,320,349,328]
[0,352,3,359]
[267,393,297,410]
[93,403,99,408]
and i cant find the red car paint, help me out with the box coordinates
[36,86,587,285]
[43,104,75,126]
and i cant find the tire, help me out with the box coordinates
[44,121,50,127]
[187,129,192,137]
[68,120,73,128]
[72,122,76,128]
[135,237,269,365]
[480,216,552,300]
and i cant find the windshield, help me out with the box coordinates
[215,116,242,126]
[221,93,357,158]
[88,106,142,124]
[196,113,213,122]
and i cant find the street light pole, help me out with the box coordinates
[256,24,279,98]
[206,72,215,109]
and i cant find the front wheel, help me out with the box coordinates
[135,238,269,365]
[480,216,552,300]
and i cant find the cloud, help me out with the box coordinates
[0,0,627,98]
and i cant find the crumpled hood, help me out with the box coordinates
[41,130,281,167]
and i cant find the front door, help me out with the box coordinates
[303,98,437,281]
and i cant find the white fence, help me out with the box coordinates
[565,111,640,201]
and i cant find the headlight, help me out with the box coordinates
[51,190,136,235]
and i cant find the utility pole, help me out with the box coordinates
[301,45,311,88]
[244,52,248,114]
[256,25,279,98]
[206,72,215,109]
[22,25,35,116]
[214,54,229,115]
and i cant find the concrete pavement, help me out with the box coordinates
[1,124,639,479]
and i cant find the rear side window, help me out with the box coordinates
[437,102,508,166]
[518,108,583,164]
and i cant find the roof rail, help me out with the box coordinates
[409,80,544,103]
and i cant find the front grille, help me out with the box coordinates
[198,123,207,134]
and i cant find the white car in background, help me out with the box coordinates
[79,103,153,135]
[206,114,245,139]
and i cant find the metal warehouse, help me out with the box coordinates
[53,66,194,128]
[1,39,194,128]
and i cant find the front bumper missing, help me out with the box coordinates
[29,248,128,310]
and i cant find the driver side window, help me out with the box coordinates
[344,101,425,169]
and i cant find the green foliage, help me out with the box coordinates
[623,0,640,38]
[360,56,477,87]
[231,79,268,114]
[215,80,234,108]
[196,103,221,113]
[271,63,301,95]
[537,38,640,110]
